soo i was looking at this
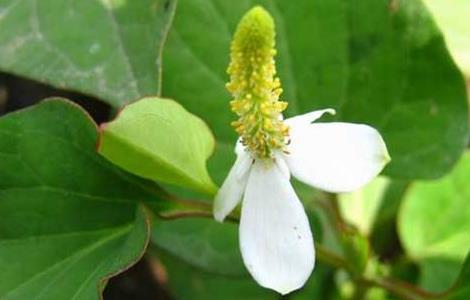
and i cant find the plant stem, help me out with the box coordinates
[156,196,239,223]
[315,244,350,272]
[364,277,445,300]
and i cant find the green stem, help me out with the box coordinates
[365,277,446,300]
[315,244,351,272]
[156,196,239,223]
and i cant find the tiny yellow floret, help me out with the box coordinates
[226,6,289,159]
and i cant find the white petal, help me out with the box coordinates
[235,138,245,155]
[274,152,290,180]
[213,151,252,222]
[240,161,315,295]
[285,121,390,193]
[285,108,335,128]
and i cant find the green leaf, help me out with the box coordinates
[98,97,217,195]
[289,264,335,300]
[423,0,470,77]
[398,152,470,292]
[369,180,410,258]
[0,0,176,106]
[0,99,156,299]
[419,258,465,294]
[441,252,470,300]
[341,230,370,276]
[145,133,242,277]
[156,250,276,300]
[338,177,390,236]
[162,0,468,180]
[152,218,245,276]
[339,177,411,258]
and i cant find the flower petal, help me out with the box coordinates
[213,151,252,222]
[274,152,290,180]
[285,120,390,193]
[285,108,335,128]
[235,138,245,155]
[239,160,315,295]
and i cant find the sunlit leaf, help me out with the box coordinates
[338,177,390,236]
[423,0,470,77]
[399,152,470,292]
[98,97,217,195]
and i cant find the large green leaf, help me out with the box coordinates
[162,0,468,180]
[0,99,156,299]
[98,97,217,195]
[398,152,470,292]
[0,0,176,106]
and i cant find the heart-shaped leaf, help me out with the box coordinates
[98,97,217,195]
[161,0,468,180]
[0,0,176,106]
[399,152,470,292]
[0,99,157,299]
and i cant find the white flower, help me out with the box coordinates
[215,5,390,295]
[213,108,390,295]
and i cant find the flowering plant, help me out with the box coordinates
[0,1,468,300]
[214,7,390,294]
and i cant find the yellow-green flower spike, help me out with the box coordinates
[227,6,289,159]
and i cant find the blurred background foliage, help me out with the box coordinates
[0,0,469,299]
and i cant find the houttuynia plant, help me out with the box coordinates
[214,7,389,294]
[0,1,468,300]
